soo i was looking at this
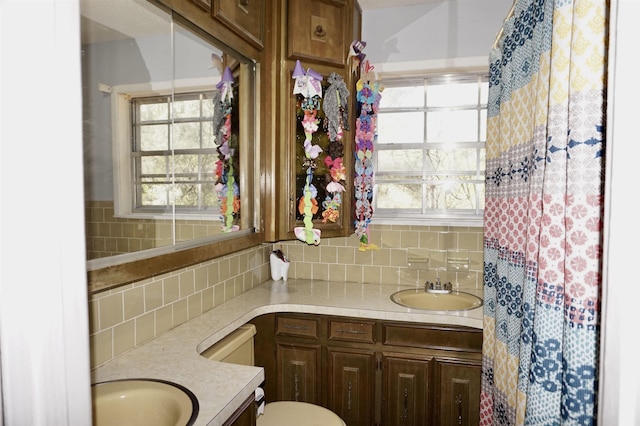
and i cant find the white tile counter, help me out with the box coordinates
[92,279,484,426]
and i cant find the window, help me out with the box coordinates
[374,73,488,226]
[131,91,219,214]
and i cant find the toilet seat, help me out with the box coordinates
[256,401,346,426]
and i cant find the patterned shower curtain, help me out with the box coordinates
[481,0,607,425]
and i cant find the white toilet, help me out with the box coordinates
[202,324,346,426]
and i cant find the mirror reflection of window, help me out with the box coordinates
[81,0,255,266]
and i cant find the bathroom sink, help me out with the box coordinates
[92,379,198,426]
[390,289,483,311]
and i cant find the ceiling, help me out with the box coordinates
[80,0,169,44]
[358,0,447,9]
[80,0,447,44]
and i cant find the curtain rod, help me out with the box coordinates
[492,0,517,50]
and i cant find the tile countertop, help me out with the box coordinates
[92,279,484,426]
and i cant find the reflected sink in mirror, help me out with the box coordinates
[391,288,483,311]
[92,379,198,426]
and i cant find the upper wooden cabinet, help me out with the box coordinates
[265,0,362,242]
[288,0,350,66]
[162,0,362,244]
[183,0,266,49]
[213,0,266,49]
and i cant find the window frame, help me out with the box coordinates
[372,69,488,227]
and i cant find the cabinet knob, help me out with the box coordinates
[314,25,326,38]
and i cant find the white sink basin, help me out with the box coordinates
[391,289,483,311]
[92,379,198,426]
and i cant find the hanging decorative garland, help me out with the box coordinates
[292,60,323,245]
[213,66,240,233]
[321,72,349,224]
[353,60,382,251]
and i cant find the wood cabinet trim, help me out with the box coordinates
[328,318,375,343]
[213,0,266,50]
[383,322,483,353]
[276,314,321,339]
[286,0,348,67]
[222,392,256,426]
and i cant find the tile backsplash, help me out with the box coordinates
[89,244,272,369]
[88,224,483,369]
[277,225,484,289]
[85,200,230,260]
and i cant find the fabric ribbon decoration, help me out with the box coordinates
[293,60,322,245]
[348,40,367,74]
[292,60,323,99]
[320,72,350,225]
[213,66,240,232]
[353,60,381,251]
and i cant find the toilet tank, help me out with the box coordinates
[201,324,256,366]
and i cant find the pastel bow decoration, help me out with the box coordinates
[324,156,347,182]
[348,40,367,73]
[210,53,223,74]
[304,139,323,159]
[217,139,235,159]
[292,60,323,98]
[216,66,234,103]
[326,181,346,193]
[294,227,321,245]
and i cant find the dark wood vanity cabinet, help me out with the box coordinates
[275,315,322,403]
[435,360,481,426]
[224,393,256,426]
[250,313,482,426]
[327,347,376,426]
[382,352,432,426]
[277,341,322,403]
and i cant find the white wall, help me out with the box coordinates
[362,0,513,66]
[600,1,640,424]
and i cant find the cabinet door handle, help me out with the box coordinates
[314,25,326,38]
[347,381,352,410]
[335,329,365,335]
[284,324,310,331]
[456,394,463,425]
[403,387,409,419]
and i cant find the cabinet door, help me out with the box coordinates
[277,63,354,241]
[287,0,349,66]
[276,342,322,404]
[213,0,265,49]
[382,353,432,426]
[435,360,481,426]
[223,393,256,426]
[327,347,376,426]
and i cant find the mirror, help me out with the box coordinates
[81,0,259,292]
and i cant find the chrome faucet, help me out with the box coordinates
[425,277,452,294]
